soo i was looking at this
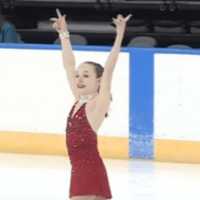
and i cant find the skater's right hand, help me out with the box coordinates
[50,8,68,33]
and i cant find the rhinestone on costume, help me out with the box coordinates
[65,100,112,199]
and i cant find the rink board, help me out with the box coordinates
[154,53,200,163]
[130,48,200,163]
[0,44,129,159]
[1,44,200,162]
[0,131,128,159]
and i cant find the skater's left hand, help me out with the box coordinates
[112,14,132,36]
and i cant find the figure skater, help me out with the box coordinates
[51,9,131,200]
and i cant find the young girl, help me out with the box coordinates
[51,9,131,200]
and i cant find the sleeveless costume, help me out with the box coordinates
[66,101,112,199]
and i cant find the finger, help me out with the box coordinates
[125,14,132,22]
[49,17,58,22]
[62,14,67,20]
[56,8,62,18]
[117,14,124,20]
[112,17,116,23]
[52,23,58,30]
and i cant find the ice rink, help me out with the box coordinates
[0,153,200,200]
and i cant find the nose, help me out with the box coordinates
[77,77,84,85]
[78,77,83,83]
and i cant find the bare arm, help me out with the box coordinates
[51,9,79,100]
[97,14,132,105]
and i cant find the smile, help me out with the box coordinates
[77,85,86,88]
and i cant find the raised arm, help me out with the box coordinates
[97,14,132,102]
[51,9,79,100]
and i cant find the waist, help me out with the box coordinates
[70,152,102,166]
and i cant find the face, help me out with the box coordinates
[75,62,101,96]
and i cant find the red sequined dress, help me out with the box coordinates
[66,101,112,199]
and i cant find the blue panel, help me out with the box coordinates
[129,48,154,159]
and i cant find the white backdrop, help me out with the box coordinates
[0,47,129,137]
[154,53,200,141]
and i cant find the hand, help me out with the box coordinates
[50,8,68,33]
[112,14,132,36]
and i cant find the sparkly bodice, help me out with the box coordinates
[66,101,101,164]
[65,101,112,199]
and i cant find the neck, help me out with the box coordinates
[79,92,98,103]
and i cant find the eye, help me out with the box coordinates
[84,74,89,78]
[75,75,79,78]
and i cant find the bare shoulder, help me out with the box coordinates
[87,94,111,116]
[85,95,111,132]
